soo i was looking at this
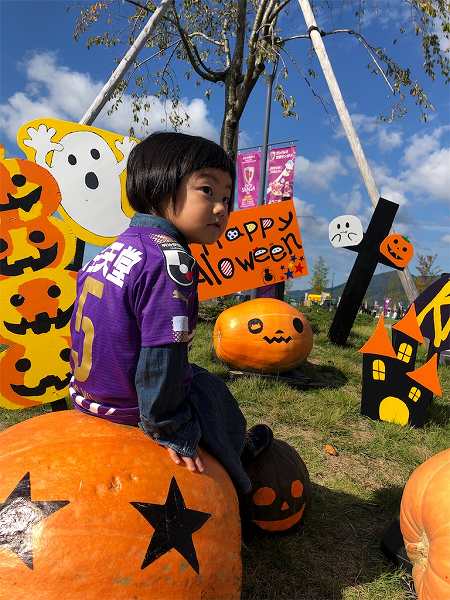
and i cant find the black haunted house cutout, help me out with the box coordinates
[359,305,442,427]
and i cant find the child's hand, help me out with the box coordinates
[166,447,205,473]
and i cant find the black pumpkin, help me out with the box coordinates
[243,439,311,534]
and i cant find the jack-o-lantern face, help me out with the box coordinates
[0,411,241,599]
[0,216,76,278]
[379,233,414,269]
[0,334,71,408]
[214,298,313,372]
[243,439,311,534]
[0,152,61,224]
[0,268,76,341]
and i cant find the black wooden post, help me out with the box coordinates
[328,198,399,345]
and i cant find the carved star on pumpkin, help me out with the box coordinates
[0,472,70,569]
[131,477,211,573]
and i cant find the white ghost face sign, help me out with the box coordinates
[329,215,364,248]
[18,119,138,245]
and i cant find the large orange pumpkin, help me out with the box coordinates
[213,298,313,372]
[400,448,450,600]
[0,411,241,599]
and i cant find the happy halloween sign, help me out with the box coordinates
[191,200,308,301]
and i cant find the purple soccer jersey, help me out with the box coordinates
[69,225,198,425]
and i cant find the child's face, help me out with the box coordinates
[165,168,232,244]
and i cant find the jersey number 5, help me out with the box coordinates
[71,276,104,382]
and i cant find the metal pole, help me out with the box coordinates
[80,0,173,125]
[297,0,418,305]
[258,59,278,205]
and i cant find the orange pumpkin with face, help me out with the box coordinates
[0,216,76,279]
[0,333,71,409]
[0,148,61,224]
[0,411,241,599]
[400,448,450,600]
[0,268,76,342]
[379,233,414,269]
[243,439,311,534]
[213,298,313,372]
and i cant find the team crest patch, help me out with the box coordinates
[161,243,196,287]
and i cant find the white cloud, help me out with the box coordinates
[295,153,347,190]
[378,128,403,150]
[0,51,219,143]
[441,233,450,244]
[294,196,329,239]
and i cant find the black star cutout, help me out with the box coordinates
[0,472,69,569]
[131,477,211,574]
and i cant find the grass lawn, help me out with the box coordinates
[1,306,449,599]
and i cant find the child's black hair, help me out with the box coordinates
[126,131,236,215]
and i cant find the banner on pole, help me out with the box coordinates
[266,146,296,204]
[191,200,308,301]
[236,150,261,209]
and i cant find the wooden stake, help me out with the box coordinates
[297,0,417,306]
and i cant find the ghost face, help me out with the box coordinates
[329,215,364,248]
[50,132,130,238]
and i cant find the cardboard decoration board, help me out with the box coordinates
[17,118,138,246]
[191,200,308,301]
[359,308,442,427]
[414,273,450,353]
[0,146,77,409]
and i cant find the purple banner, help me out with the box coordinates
[266,146,296,204]
[237,150,261,209]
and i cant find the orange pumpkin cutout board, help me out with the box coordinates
[0,146,77,409]
[329,197,415,346]
[359,309,442,427]
[17,118,138,246]
[191,200,308,301]
[0,410,242,600]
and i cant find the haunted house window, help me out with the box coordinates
[397,343,413,363]
[372,359,385,381]
[408,386,421,402]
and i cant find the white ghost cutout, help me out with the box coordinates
[24,126,136,238]
[329,215,364,248]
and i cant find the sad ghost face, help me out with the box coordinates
[329,215,364,248]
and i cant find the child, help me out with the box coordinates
[69,131,272,494]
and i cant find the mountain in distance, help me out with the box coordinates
[289,271,431,306]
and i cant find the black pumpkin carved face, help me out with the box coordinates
[243,439,311,534]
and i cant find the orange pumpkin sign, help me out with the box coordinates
[214,298,313,373]
[379,233,414,269]
[400,447,450,600]
[0,411,242,599]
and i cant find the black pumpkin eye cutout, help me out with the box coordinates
[15,358,31,372]
[11,174,26,187]
[402,247,408,253]
[60,348,71,362]
[10,294,25,307]
[393,238,398,244]
[293,318,304,334]
[29,230,45,244]
[90,148,100,159]
[68,154,77,165]
[0,238,7,253]
[248,318,263,334]
[48,285,61,298]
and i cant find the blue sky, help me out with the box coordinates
[1,0,449,291]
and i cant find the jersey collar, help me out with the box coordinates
[130,213,189,250]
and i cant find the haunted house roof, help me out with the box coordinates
[392,304,424,344]
[359,315,397,358]
[406,353,442,397]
